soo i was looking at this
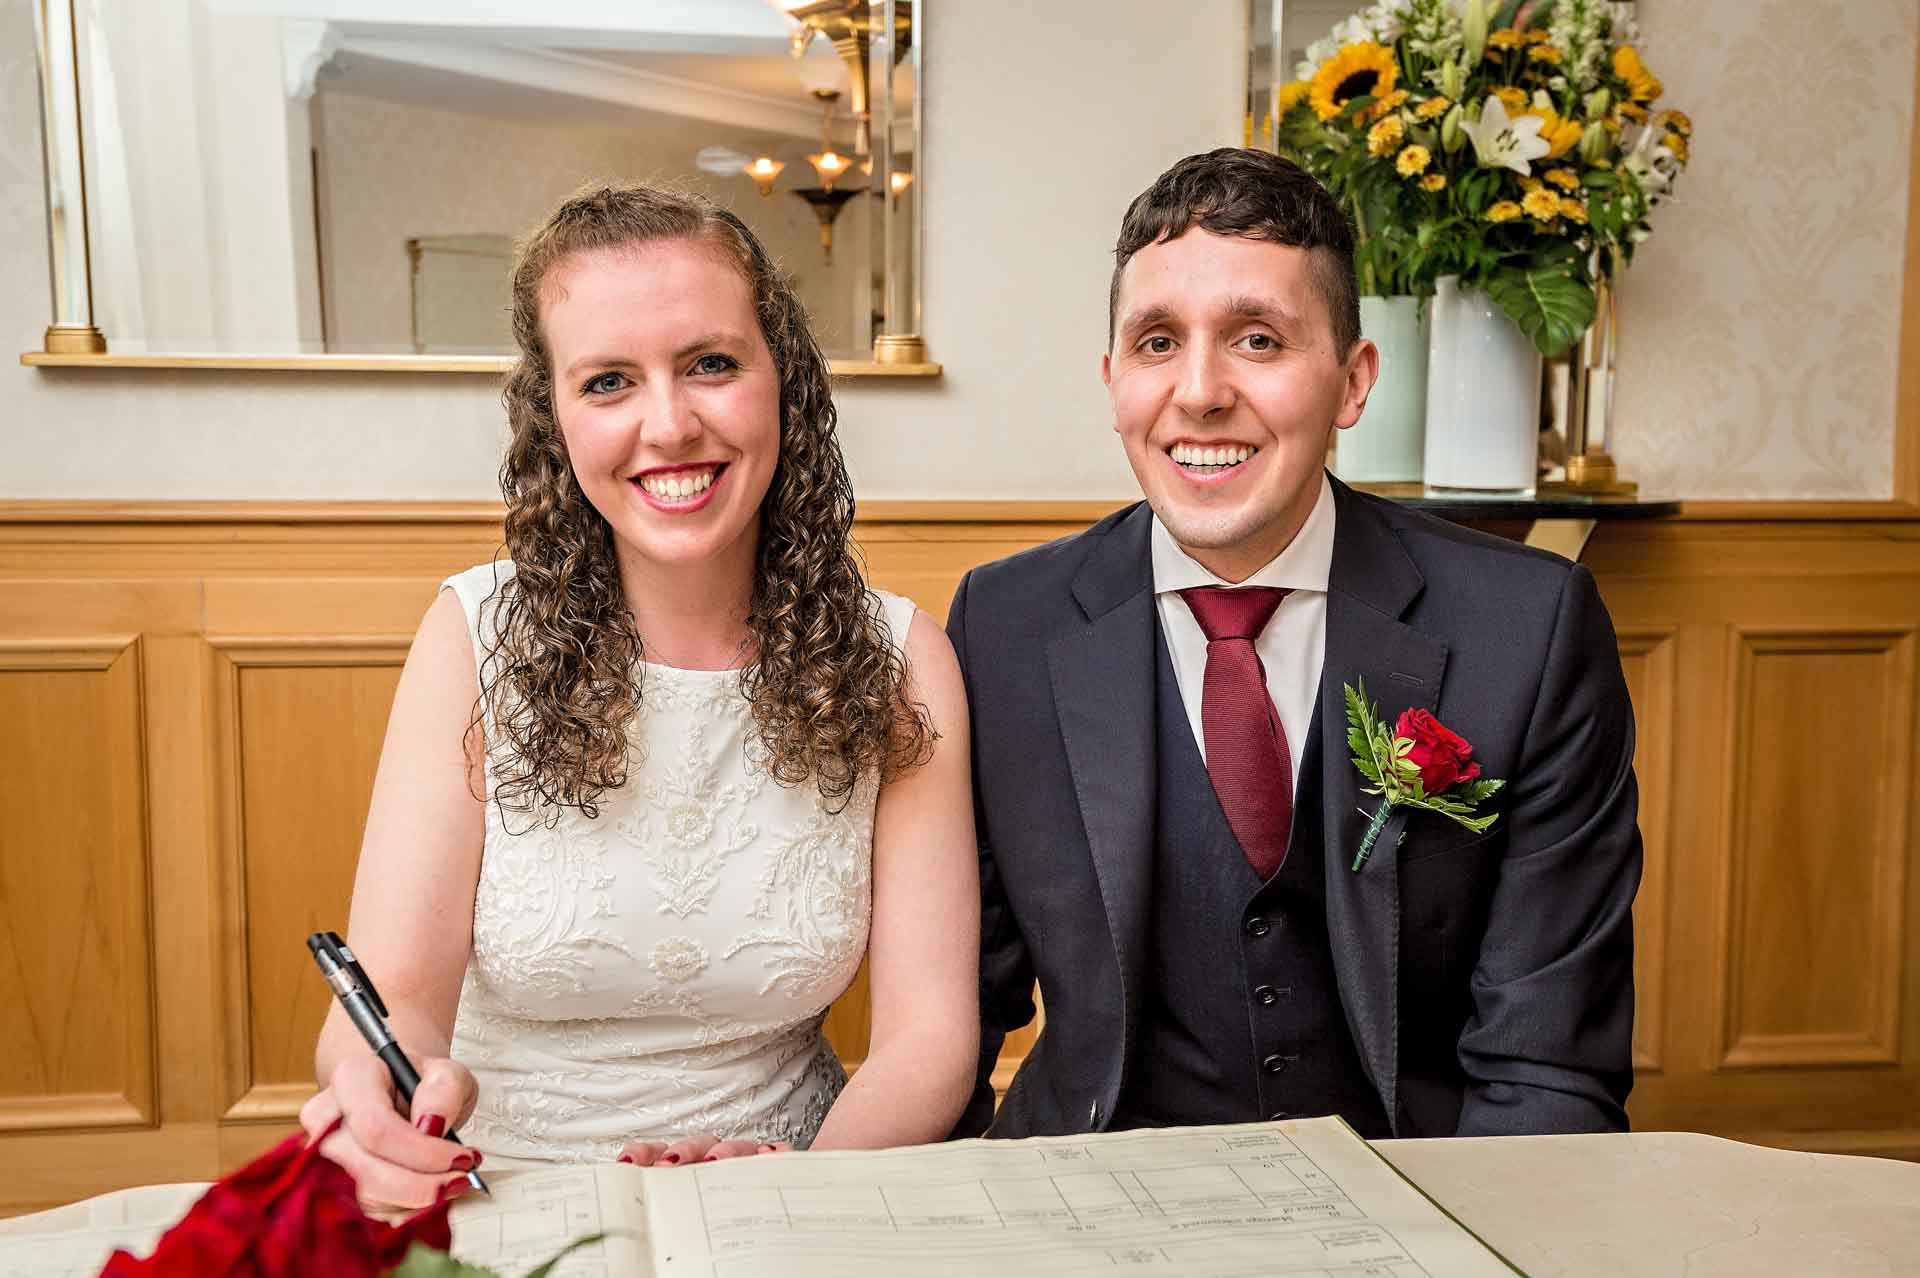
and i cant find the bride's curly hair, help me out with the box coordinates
[479,182,932,818]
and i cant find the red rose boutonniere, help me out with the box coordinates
[1345,680,1504,871]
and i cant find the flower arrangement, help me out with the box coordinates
[1272,0,1690,356]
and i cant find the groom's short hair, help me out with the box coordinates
[1109,148,1361,355]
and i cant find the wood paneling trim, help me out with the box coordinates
[4,499,1919,528]
[207,639,412,1121]
[1618,629,1677,1075]
[1714,628,1914,1071]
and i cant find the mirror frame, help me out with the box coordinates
[23,0,936,378]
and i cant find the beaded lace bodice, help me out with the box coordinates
[441,562,911,1166]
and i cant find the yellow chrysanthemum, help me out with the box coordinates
[1415,95,1451,120]
[1613,45,1663,101]
[1522,187,1562,221]
[1367,114,1406,156]
[1397,144,1432,177]
[1486,201,1523,223]
[1527,44,1564,64]
[1524,106,1583,159]
[1369,88,1411,120]
[1593,156,1614,169]
[1276,79,1312,117]
[1525,28,1552,44]
[1487,29,1525,52]
[1617,101,1648,122]
[1654,109,1693,137]
[1544,167,1580,191]
[1492,85,1528,113]
[1310,41,1398,121]
[1420,173,1447,192]
[1665,131,1689,163]
[1516,174,1544,193]
[1559,197,1588,223]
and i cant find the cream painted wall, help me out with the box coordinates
[2,0,1913,500]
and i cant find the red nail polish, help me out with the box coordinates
[659,1153,680,1165]
[702,1154,720,1162]
[451,1152,479,1172]
[757,1144,775,1153]
[415,1115,447,1138]
[617,1154,636,1165]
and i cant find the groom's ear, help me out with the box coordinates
[1101,351,1112,388]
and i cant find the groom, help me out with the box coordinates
[949,149,1641,1140]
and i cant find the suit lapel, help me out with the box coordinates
[1045,505,1158,1043]
[1319,478,1448,1134]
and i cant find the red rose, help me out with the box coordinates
[100,1120,453,1277]
[1394,708,1481,795]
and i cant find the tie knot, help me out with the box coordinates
[1180,586,1290,643]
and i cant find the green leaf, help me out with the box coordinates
[1461,778,1506,804]
[1484,259,1597,357]
[523,1235,610,1278]
[390,1244,504,1278]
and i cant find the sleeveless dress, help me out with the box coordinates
[440,561,915,1167]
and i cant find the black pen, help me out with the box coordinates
[307,931,489,1197]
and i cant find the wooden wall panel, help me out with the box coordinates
[1715,629,1914,1071]
[2,505,1920,1214]
[212,642,409,1122]
[1618,630,1676,1075]
[0,640,154,1132]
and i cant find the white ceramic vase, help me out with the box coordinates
[1422,275,1541,493]
[1335,295,1426,483]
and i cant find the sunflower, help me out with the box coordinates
[1613,45,1663,101]
[1664,131,1689,164]
[1276,79,1312,118]
[1525,28,1551,44]
[1420,173,1447,192]
[1654,109,1693,137]
[1544,167,1581,191]
[1558,197,1589,223]
[1486,200,1523,223]
[1415,95,1451,120]
[1487,29,1525,52]
[1397,144,1432,177]
[1522,187,1563,221]
[1527,44,1564,65]
[1367,114,1406,156]
[1310,41,1399,121]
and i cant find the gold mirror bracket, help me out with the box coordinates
[34,0,108,356]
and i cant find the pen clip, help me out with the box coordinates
[311,930,390,1020]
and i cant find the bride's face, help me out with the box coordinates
[542,239,781,580]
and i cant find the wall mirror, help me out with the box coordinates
[31,0,926,371]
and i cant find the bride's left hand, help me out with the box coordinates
[618,1134,793,1167]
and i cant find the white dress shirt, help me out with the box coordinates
[1150,472,1337,770]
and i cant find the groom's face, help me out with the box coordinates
[1104,229,1375,583]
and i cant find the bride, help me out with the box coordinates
[301,184,979,1209]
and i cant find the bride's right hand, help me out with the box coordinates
[301,1053,482,1211]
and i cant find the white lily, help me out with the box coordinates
[1620,123,1677,197]
[1461,95,1552,175]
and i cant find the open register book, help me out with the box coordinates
[0,1116,1522,1278]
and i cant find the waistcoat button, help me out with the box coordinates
[1262,1053,1292,1074]
[1245,916,1271,938]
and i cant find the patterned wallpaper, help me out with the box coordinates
[1609,0,1917,499]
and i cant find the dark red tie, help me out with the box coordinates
[1180,586,1294,878]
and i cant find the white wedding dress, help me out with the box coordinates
[440,561,913,1167]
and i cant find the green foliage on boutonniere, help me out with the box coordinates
[390,1235,606,1278]
[1346,680,1505,871]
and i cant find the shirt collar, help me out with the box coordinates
[1150,471,1336,596]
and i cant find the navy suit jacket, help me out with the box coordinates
[949,476,1641,1139]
